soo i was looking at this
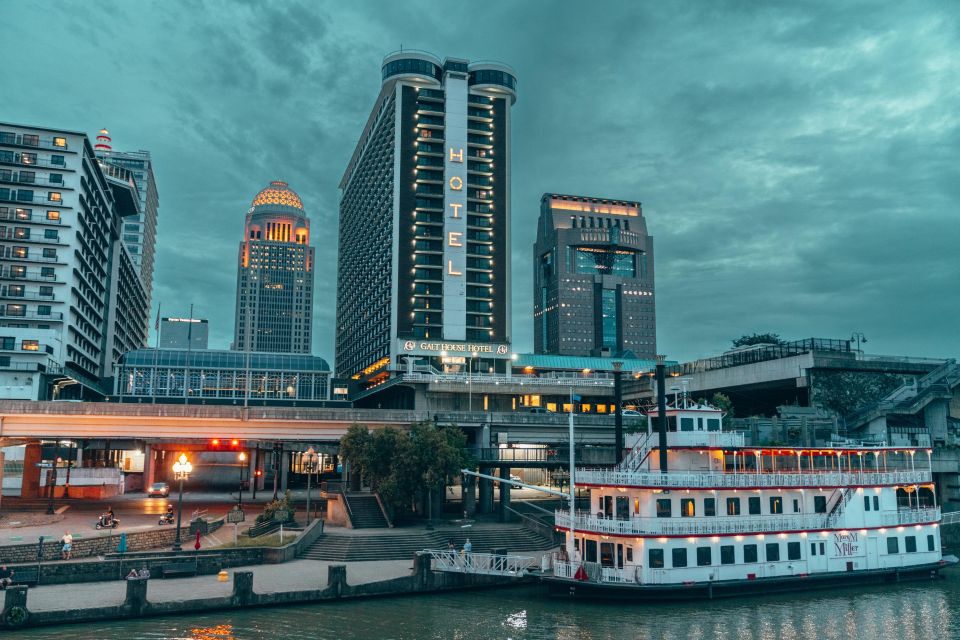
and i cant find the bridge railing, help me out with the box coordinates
[473,446,617,465]
[419,549,536,576]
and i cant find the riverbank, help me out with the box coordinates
[0,552,542,631]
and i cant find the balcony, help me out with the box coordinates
[0,133,70,151]
[0,211,63,225]
[573,468,933,489]
[554,507,941,537]
[0,267,59,282]
[0,310,64,321]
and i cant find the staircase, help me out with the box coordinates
[344,494,389,529]
[826,488,853,526]
[299,527,556,562]
[619,432,653,472]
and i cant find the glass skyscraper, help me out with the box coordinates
[534,194,657,358]
[233,181,314,354]
[335,51,518,386]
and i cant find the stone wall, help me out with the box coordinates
[0,519,224,564]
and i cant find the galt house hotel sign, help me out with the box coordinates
[398,339,511,359]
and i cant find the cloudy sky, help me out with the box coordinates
[5,1,958,363]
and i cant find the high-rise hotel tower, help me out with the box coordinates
[336,51,517,385]
[233,181,314,354]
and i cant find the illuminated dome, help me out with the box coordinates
[251,180,304,212]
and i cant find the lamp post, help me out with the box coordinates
[237,451,247,509]
[469,350,478,412]
[850,332,867,353]
[172,453,192,551]
[303,447,318,524]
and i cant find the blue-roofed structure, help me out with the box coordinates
[513,353,669,374]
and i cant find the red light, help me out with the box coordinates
[231,439,239,447]
[255,470,263,477]
[211,439,220,446]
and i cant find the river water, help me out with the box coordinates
[9,576,960,639]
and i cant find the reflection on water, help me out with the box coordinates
[8,576,960,639]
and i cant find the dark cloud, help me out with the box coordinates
[4,0,957,362]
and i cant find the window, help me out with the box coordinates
[656,499,671,518]
[706,418,721,431]
[20,152,36,165]
[748,497,761,515]
[787,542,801,560]
[704,498,716,517]
[51,155,65,166]
[887,537,899,554]
[16,189,33,202]
[648,548,664,568]
[672,548,687,568]
[0,337,13,350]
[696,547,712,566]
[793,499,800,513]
[626,547,633,563]
[769,497,783,514]
[720,545,735,565]
[21,339,39,351]
[873,495,879,511]
[5,304,25,316]
[905,536,917,553]
[928,535,936,552]
[47,192,61,202]
[42,248,56,259]
[39,286,52,296]
[22,134,39,146]
[681,498,696,517]
[14,227,29,239]
[48,173,62,184]
[615,496,629,520]
[744,544,758,563]
[52,137,66,148]
[7,285,23,297]
[44,229,57,240]
[600,542,615,567]
[765,543,780,562]
[40,267,54,278]
[46,210,59,221]
[680,417,694,431]
[18,171,35,183]
[727,497,741,516]
[585,539,597,562]
[814,496,827,513]
[37,305,51,315]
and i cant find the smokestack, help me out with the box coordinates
[613,361,623,463]
[655,355,668,473]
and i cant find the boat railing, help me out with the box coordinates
[889,507,940,526]
[573,469,932,489]
[553,558,640,584]
[419,549,536,576]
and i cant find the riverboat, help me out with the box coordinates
[547,396,955,599]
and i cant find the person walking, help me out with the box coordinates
[60,531,73,560]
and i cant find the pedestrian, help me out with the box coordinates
[60,531,73,560]
[463,538,472,554]
[447,539,455,552]
[137,566,150,579]
[0,564,12,590]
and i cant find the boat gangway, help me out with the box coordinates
[419,549,537,577]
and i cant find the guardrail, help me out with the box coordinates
[420,549,535,576]
[401,372,616,387]
[573,469,933,489]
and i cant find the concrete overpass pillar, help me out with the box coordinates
[478,466,493,514]
[21,443,42,498]
[142,444,155,490]
[462,473,476,517]
[279,450,290,493]
[498,465,511,522]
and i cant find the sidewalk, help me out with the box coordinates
[21,559,415,612]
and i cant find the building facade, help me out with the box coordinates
[336,51,518,387]
[114,348,332,404]
[534,194,656,359]
[94,129,160,303]
[233,181,313,354]
[160,317,209,350]
[0,122,146,399]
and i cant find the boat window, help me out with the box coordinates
[886,537,899,554]
[726,497,741,516]
[704,498,716,517]
[744,544,758,563]
[696,547,712,566]
[649,548,664,568]
[819,542,825,555]
[656,499,672,518]
[697,418,704,430]
[748,497,761,515]
[864,495,871,511]
[766,543,780,562]
[600,542,615,567]
[681,499,696,517]
[616,496,630,520]
[626,546,634,562]
[873,495,880,510]
[634,498,640,515]
[810,542,817,556]
[928,535,936,552]
[585,539,598,562]
[793,499,800,513]
[617,544,624,568]
[672,548,688,568]
[787,542,801,560]
[707,419,720,431]
[604,496,613,518]
[680,417,694,431]
[720,545,735,564]
[905,536,917,553]
[769,497,783,514]
[814,496,827,513]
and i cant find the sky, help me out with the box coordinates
[4,0,958,363]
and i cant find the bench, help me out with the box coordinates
[160,562,197,579]
[1,566,39,588]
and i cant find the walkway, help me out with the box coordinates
[23,559,415,612]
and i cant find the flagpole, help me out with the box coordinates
[152,302,161,404]
[184,303,193,404]
[567,386,577,560]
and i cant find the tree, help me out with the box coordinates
[710,392,734,418]
[811,371,902,429]
[732,333,784,347]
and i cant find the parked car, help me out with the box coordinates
[528,407,553,414]
[621,409,643,416]
[147,482,170,498]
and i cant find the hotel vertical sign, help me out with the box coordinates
[443,68,468,340]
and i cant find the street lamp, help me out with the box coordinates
[171,453,192,551]
[469,350,479,412]
[850,332,867,352]
[303,447,318,524]
[237,451,247,509]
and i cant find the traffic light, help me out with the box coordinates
[209,438,243,451]
[254,469,263,478]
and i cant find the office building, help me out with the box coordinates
[336,51,518,388]
[114,348,333,404]
[233,180,313,354]
[534,194,656,358]
[160,316,209,349]
[0,122,146,399]
[94,129,160,303]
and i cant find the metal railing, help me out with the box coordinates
[573,469,933,489]
[420,549,536,576]
[474,446,617,465]
[941,511,960,527]
[400,372,616,388]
